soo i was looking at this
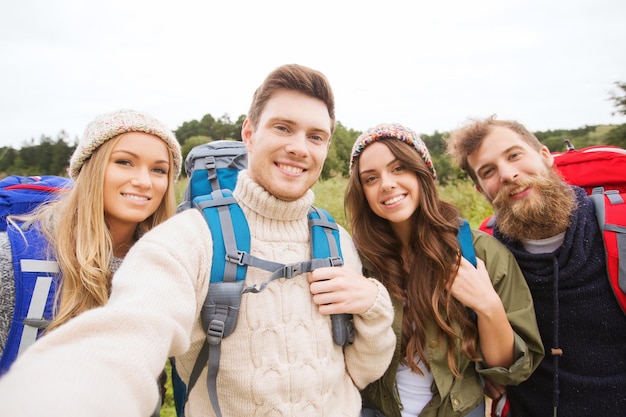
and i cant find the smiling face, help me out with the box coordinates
[467,126,576,239]
[241,89,332,201]
[467,126,554,203]
[103,132,170,232]
[358,141,420,240]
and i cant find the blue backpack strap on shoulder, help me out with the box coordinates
[309,206,343,261]
[185,188,288,416]
[0,222,59,376]
[309,206,354,346]
[195,189,250,283]
[458,218,477,267]
[182,199,352,417]
[184,189,249,417]
[457,218,478,322]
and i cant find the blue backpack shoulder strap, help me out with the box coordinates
[309,206,344,265]
[309,206,354,346]
[589,187,626,314]
[0,222,59,376]
[457,218,478,322]
[184,189,250,417]
[195,189,250,283]
[181,196,351,417]
[458,218,477,267]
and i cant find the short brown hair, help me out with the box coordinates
[445,115,542,184]
[247,64,336,134]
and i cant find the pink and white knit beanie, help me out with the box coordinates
[69,109,182,180]
[349,123,437,179]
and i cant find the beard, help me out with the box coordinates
[491,169,577,241]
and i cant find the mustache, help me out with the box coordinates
[490,170,576,240]
[492,176,537,208]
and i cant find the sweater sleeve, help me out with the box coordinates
[0,210,213,417]
[339,226,396,390]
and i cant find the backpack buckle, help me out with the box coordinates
[225,251,245,266]
[283,262,302,278]
[207,319,225,345]
[204,156,216,173]
[329,257,343,267]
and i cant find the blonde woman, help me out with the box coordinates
[0,109,182,414]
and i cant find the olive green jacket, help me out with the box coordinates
[362,231,544,417]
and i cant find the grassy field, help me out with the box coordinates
[163,175,493,415]
[312,176,494,230]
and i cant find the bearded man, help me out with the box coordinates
[446,116,626,417]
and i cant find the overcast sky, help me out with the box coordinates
[1,0,625,149]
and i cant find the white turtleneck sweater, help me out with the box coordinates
[0,170,395,417]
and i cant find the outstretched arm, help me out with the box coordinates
[0,211,212,417]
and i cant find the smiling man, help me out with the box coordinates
[446,116,626,417]
[0,64,396,417]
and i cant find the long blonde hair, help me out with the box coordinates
[33,134,177,331]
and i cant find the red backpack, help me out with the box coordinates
[482,143,626,417]
[479,142,626,313]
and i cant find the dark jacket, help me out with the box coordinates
[495,186,626,417]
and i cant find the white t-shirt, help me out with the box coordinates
[396,358,433,417]
[522,232,566,254]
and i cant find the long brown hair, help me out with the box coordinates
[345,139,479,376]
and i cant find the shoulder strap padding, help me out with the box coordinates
[590,187,626,314]
[309,206,353,347]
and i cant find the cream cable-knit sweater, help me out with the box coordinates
[0,170,395,417]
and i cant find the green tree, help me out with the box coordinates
[605,124,626,149]
[606,81,626,148]
[174,120,203,146]
[609,81,626,117]
[181,135,213,172]
[199,114,216,138]
[0,147,18,174]
[214,114,239,140]
[323,122,360,179]
[232,115,246,141]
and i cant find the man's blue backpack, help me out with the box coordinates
[172,140,354,417]
[0,175,72,376]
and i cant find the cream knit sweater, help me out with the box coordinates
[0,170,395,417]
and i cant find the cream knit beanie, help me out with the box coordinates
[69,109,182,180]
